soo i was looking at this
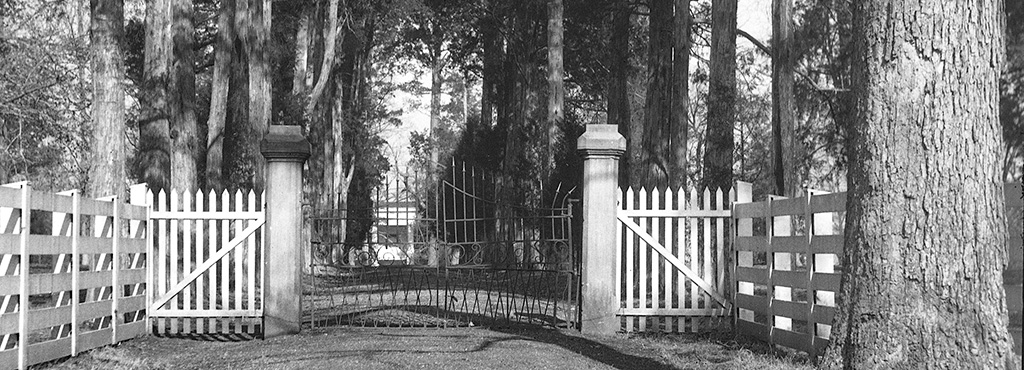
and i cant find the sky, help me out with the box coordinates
[384,0,773,169]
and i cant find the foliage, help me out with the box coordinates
[0,2,92,191]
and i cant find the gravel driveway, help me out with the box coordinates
[39,326,810,370]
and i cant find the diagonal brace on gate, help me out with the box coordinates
[151,219,263,310]
[617,215,732,310]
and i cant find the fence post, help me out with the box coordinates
[260,126,311,337]
[732,181,753,329]
[577,124,626,335]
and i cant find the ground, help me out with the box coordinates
[34,327,811,370]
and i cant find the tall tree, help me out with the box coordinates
[607,0,630,185]
[293,5,312,96]
[138,0,171,193]
[480,5,500,130]
[669,0,690,189]
[88,0,126,198]
[247,0,271,190]
[640,0,673,187]
[546,0,564,179]
[771,0,795,196]
[168,0,199,192]
[821,0,1017,367]
[205,0,235,191]
[701,0,736,191]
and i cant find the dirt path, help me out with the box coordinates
[39,327,810,370]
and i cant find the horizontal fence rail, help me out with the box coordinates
[0,183,148,370]
[731,182,1023,357]
[616,186,733,333]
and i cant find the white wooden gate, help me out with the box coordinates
[616,186,733,333]
[138,188,265,336]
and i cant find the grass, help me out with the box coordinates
[34,345,172,370]
[614,331,813,370]
[31,327,814,370]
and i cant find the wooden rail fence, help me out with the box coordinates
[732,182,1024,357]
[0,182,148,369]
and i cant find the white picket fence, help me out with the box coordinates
[616,186,734,333]
[143,188,265,336]
[0,182,148,369]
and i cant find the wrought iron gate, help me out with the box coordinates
[303,163,579,329]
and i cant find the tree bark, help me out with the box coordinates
[293,5,311,96]
[429,38,442,174]
[481,6,500,131]
[306,0,340,116]
[138,0,171,193]
[771,0,795,196]
[223,0,251,190]
[640,0,673,188]
[168,0,199,192]
[701,0,736,192]
[88,0,126,199]
[820,1,1017,368]
[247,0,271,190]
[607,0,630,185]
[546,0,564,180]
[669,0,690,189]
[205,0,234,192]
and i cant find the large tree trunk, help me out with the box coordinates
[607,0,630,185]
[293,6,312,96]
[669,0,690,189]
[205,0,234,192]
[771,0,795,196]
[138,0,171,193]
[247,0,271,190]
[88,0,126,199]
[481,7,501,131]
[168,0,199,192]
[223,0,251,190]
[640,0,673,188]
[546,0,564,180]
[429,39,442,175]
[820,1,1017,368]
[701,0,736,192]
[306,0,340,116]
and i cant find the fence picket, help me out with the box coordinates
[702,188,712,331]
[182,190,192,333]
[247,190,257,333]
[234,190,244,331]
[624,187,635,332]
[650,187,661,332]
[208,190,219,332]
[156,189,167,335]
[221,189,230,330]
[665,188,676,332]
[195,190,205,334]
[638,187,648,332]
[689,188,698,332]
[716,188,725,298]
[674,188,685,332]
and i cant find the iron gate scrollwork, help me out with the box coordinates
[303,163,580,329]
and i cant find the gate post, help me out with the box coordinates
[577,124,626,334]
[260,126,311,337]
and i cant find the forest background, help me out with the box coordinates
[1,0,1021,210]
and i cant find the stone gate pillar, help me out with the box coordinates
[577,124,626,335]
[260,126,311,337]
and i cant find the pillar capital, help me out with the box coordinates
[577,124,626,158]
[261,125,311,162]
